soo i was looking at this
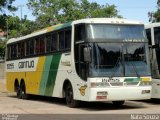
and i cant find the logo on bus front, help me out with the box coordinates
[79,85,87,96]
[102,78,120,83]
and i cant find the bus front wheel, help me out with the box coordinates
[65,83,79,108]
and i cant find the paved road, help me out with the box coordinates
[0,93,160,114]
[0,82,160,120]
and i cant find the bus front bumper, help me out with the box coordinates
[88,86,151,101]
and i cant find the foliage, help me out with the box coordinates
[0,0,17,13]
[0,0,17,59]
[0,41,6,59]
[27,0,122,28]
[5,15,36,38]
[148,0,160,22]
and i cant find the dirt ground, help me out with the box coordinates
[0,82,6,93]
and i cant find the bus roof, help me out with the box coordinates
[145,22,160,29]
[7,22,72,44]
[72,18,143,25]
[7,18,143,44]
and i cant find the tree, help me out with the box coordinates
[27,0,122,29]
[148,0,160,22]
[0,0,17,31]
[0,0,17,60]
[0,41,6,59]
[5,15,36,38]
[80,0,122,18]
[0,0,17,13]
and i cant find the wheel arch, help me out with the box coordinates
[62,79,72,97]
[14,79,19,92]
[20,79,25,86]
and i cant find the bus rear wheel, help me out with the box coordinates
[112,101,125,106]
[65,83,79,108]
[19,82,28,99]
[14,81,20,98]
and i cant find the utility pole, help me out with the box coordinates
[17,5,24,36]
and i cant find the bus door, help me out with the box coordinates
[78,44,88,81]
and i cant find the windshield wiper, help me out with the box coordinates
[109,57,121,78]
[127,62,140,78]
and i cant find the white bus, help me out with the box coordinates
[6,18,151,107]
[145,23,160,98]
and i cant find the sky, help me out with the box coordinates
[8,0,157,23]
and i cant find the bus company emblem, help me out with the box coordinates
[79,85,87,96]
[61,61,71,66]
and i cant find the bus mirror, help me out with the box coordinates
[84,47,92,63]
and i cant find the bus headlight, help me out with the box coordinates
[141,90,150,94]
[90,82,110,88]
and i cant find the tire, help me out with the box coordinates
[14,82,21,98]
[19,82,29,99]
[112,101,125,106]
[16,86,21,99]
[65,83,79,108]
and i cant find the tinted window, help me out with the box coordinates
[59,31,65,50]
[46,35,52,52]
[11,44,17,58]
[146,28,152,45]
[65,29,71,49]
[30,39,34,55]
[35,38,40,54]
[26,39,34,56]
[40,37,45,54]
[154,27,160,45]
[75,24,86,42]
[18,42,25,58]
[51,33,58,51]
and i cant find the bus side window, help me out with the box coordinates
[30,39,35,55]
[35,38,40,54]
[65,29,71,49]
[18,42,25,58]
[51,33,58,52]
[11,44,17,59]
[21,42,25,57]
[59,31,65,50]
[146,28,152,46]
[40,37,45,54]
[46,35,52,52]
[26,40,30,56]
[18,43,21,58]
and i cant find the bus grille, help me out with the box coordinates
[110,82,123,86]
[110,82,139,86]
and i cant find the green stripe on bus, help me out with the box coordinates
[124,78,142,82]
[44,54,62,96]
[39,56,53,95]
[54,22,72,31]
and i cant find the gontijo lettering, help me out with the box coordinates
[18,60,34,69]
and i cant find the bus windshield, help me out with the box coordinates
[87,24,146,41]
[90,43,151,77]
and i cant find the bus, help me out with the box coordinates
[145,23,160,99]
[6,18,151,108]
